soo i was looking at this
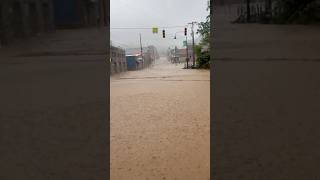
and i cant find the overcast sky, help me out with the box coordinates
[111,0,209,54]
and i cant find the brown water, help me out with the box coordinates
[111,58,210,180]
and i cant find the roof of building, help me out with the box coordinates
[126,54,141,57]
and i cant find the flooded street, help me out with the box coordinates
[111,58,210,180]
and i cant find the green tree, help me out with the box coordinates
[197,0,210,45]
[197,20,210,45]
[195,44,210,68]
[195,0,211,69]
[197,0,210,44]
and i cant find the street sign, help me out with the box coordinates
[183,40,187,47]
[152,27,158,34]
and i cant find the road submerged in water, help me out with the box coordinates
[111,58,210,180]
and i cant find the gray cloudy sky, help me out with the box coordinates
[111,0,209,53]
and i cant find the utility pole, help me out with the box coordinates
[140,33,143,68]
[186,34,189,68]
[188,22,197,67]
[152,47,155,65]
[174,46,177,64]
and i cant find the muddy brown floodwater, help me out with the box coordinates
[111,58,210,180]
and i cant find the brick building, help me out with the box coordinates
[110,45,127,75]
[168,44,194,63]
[0,0,55,46]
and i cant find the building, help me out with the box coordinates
[0,0,55,46]
[126,55,143,71]
[145,45,159,65]
[53,0,107,28]
[125,45,159,68]
[168,44,194,63]
[110,45,127,75]
[176,49,187,58]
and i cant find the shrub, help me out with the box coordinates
[196,51,210,69]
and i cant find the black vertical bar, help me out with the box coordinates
[246,0,251,22]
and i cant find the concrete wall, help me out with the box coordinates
[0,0,54,46]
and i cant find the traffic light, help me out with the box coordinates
[152,27,158,34]
[184,28,187,36]
[162,30,165,38]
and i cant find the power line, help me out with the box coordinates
[111,27,152,30]
[110,25,187,30]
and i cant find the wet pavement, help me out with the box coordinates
[110,58,210,180]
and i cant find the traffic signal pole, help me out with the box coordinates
[186,31,189,68]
